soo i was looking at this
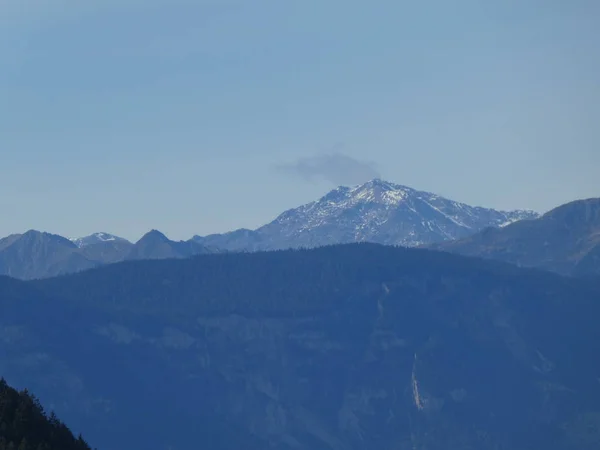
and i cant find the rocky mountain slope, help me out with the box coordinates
[71,232,135,265]
[193,179,538,251]
[71,232,130,249]
[0,230,99,280]
[2,245,599,449]
[432,198,600,276]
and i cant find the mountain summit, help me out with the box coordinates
[126,229,214,260]
[70,232,130,248]
[193,179,538,251]
[0,230,98,279]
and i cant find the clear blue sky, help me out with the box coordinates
[1,0,598,241]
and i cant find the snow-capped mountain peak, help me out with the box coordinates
[195,179,539,251]
[70,232,130,248]
[343,179,414,206]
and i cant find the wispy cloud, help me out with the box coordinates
[276,152,381,186]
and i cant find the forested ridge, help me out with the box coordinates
[2,244,600,449]
[36,243,600,319]
[0,379,92,450]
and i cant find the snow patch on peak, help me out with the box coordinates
[259,179,540,249]
[71,232,129,248]
[319,179,414,209]
[498,210,539,227]
[93,232,116,241]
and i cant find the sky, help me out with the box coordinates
[1,0,599,241]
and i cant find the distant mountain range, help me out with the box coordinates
[0,179,538,280]
[0,229,213,280]
[192,179,538,250]
[5,180,598,280]
[432,198,600,277]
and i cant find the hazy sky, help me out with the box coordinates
[1,0,598,241]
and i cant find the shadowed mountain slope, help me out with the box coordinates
[0,231,98,280]
[432,198,600,276]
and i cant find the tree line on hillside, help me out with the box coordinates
[0,379,93,450]
[36,243,598,320]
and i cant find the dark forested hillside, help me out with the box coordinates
[0,378,92,450]
[1,245,599,449]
